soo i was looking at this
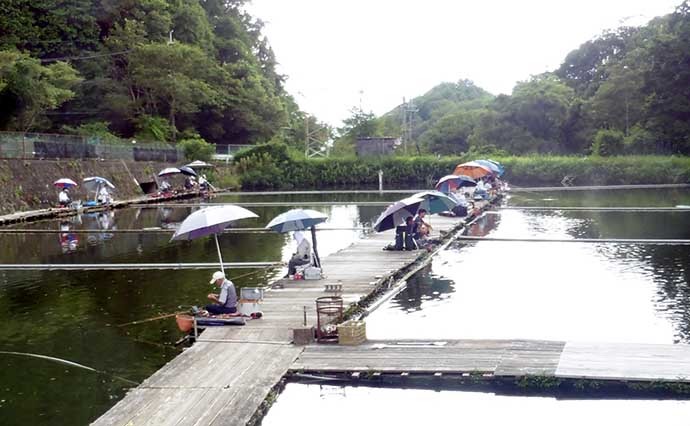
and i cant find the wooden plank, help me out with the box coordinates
[94,210,471,425]
[556,342,690,382]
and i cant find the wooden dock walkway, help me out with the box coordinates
[93,212,469,425]
[292,339,690,383]
[93,194,690,425]
[0,191,199,226]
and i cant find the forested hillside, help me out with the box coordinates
[0,0,313,146]
[345,1,690,156]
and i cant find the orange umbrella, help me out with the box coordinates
[452,161,493,179]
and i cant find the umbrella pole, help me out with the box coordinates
[214,233,224,275]
[310,226,321,268]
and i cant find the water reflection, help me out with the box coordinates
[263,383,690,426]
[368,209,688,344]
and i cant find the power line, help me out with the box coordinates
[40,50,132,63]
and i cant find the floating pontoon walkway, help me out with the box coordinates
[292,339,690,383]
[93,195,690,426]
[0,191,200,226]
[93,210,474,426]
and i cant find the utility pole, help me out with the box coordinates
[401,97,417,155]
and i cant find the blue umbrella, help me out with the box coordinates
[265,209,328,267]
[265,209,328,233]
[373,196,424,232]
[486,159,505,176]
[434,174,476,193]
[475,159,504,176]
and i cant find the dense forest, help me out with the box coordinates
[337,1,690,156]
[0,1,688,157]
[0,0,327,147]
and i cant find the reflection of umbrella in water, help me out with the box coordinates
[171,205,259,275]
[265,209,328,268]
[53,178,78,189]
[178,166,197,177]
[158,167,182,177]
[435,174,476,193]
[373,196,424,232]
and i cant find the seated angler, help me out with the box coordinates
[205,271,238,315]
[286,230,312,278]
[413,209,432,239]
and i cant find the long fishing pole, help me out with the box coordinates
[0,351,139,386]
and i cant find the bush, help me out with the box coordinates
[230,153,690,189]
[178,137,214,161]
[592,129,625,156]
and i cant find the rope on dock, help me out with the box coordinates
[194,338,292,346]
[455,236,690,245]
[510,183,690,192]
[128,201,394,208]
[0,262,283,271]
[0,227,371,234]
[499,206,690,212]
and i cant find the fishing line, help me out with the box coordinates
[0,351,139,386]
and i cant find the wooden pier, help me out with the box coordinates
[292,339,690,383]
[0,191,199,226]
[93,212,470,425]
[94,198,690,425]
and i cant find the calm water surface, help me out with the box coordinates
[0,189,689,424]
[263,384,690,426]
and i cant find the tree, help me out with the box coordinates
[128,42,220,140]
[509,74,575,150]
[0,51,81,131]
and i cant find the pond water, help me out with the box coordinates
[0,188,689,424]
[263,383,690,426]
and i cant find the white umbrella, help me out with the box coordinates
[265,209,328,267]
[83,176,115,190]
[185,160,214,169]
[171,205,259,274]
[158,167,182,177]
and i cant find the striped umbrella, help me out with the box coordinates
[53,178,78,189]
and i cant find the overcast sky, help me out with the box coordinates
[247,0,681,126]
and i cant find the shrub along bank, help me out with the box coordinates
[230,143,690,190]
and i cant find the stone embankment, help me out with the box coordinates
[0,159,173,214]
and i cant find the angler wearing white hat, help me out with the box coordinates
[205,271,238,315]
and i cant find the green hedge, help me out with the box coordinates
[228,144,690,189]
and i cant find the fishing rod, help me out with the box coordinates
[0,351,139,386]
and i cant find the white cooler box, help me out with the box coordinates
[303,266,322,280]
